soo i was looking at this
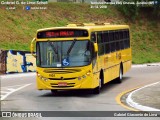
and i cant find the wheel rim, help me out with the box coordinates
[120,68,122,80]
[99,79,101,88]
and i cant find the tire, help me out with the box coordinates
[51,90,58,94]
[92,79,101,94]
[116,66,123,83]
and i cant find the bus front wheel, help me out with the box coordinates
[92,79,101,94]
[51,90,58,94]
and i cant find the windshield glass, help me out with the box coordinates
[36,40,91,67]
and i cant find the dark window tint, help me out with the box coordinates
[98,44,104,55]
[119,31,123,40]
[115,31,119,41]
[91,32,96,42]
[109,32,114,41]
[124,40,128,48]
[97,32,103,43]
[120,40,124,50]
[104,32,109,43]
[127,39,130,48]
[126,30,129,38]
[116,41,120,51]
[124,31,128,39]
[110,42,116,52]
[105,43,110,53]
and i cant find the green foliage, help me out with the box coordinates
[0,2,159,64]
[117,0,139,20]
[118,0,160,20]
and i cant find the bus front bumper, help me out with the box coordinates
[36,75,98,90]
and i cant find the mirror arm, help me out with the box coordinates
[94,43,98,52]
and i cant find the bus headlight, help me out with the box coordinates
[86,70,91,76]
[41,77,48,81]
[78,71,91,80]
[82,75,86,78]
[37,74,48,81]
[37,73,41,77]
[78,75,86,80]
[78,77,82,80]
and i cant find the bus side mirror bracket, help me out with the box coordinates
[31,38,36,58]
[94,43,98,52]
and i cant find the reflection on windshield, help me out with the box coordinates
[37,40,91,67]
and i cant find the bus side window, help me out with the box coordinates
[109,31,114,42]
[127,30,130,48]
[115,31,119,41]
[104,31,109,43]
[97,32,103,43]
[97,32,104,55]
[36,42,41,66]
[104,31,110,54]
[109,31,115,52]
[119,31,123,50]
[105,43,110,53]
[115,31,120,51]
[91,32,96,43]
[119,31,123,40]
[124,30,129,48]
[111,42,116,52]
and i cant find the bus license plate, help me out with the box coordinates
[58,82,67,86]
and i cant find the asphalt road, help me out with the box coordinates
[1,65,160,120]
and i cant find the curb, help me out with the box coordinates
[132,63,160,68]
[116,87,140,111]
[126,82,160,111]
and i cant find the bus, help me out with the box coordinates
[31,23,132,94]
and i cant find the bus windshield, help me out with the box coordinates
[36,40,92,68]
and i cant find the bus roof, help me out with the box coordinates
[37,23,129,32]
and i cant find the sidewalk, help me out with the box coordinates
[127,62,160,111]
[126,81,160,111]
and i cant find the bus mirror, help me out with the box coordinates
[31,38,36,58]
[94,43,98,52]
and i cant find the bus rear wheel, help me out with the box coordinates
[116,66,123,83]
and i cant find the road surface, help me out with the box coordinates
[0,65,160,120]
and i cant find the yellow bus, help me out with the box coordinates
[31,23,132,94]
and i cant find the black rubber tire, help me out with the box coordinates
[116,66,123,83]
[92,86,100,94]
[92,78,102,94]
[51,90,58,94]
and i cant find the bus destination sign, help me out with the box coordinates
[37,29,88,38]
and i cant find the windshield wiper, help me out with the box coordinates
[48,40,59,61]
[48,40,58,54]
[67,39,77,56]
